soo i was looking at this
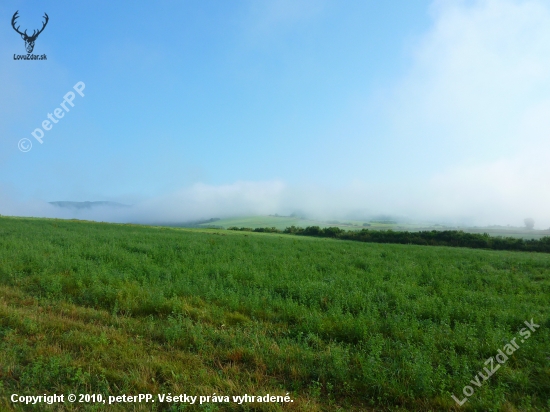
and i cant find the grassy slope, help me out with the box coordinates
[198,216,397,231]
[0,216,549,411]
[202,216,550,239]
[197,216,352,230]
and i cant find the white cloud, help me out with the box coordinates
[0,181,287,224]
[3,0,550,229]
[241,0,326,47]
[382,0,550,227]
[132,180,287,223]
[393,0,550,154]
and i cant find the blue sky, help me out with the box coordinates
[2,0,550,227]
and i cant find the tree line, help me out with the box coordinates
[227,226,550,253]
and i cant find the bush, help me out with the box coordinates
[229,226,550,254]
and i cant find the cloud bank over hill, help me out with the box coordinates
[1,175,548,229]
[389,0,550,228]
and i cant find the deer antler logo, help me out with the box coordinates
[11,11,49,54]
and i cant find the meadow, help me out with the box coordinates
[199,216,550,240]
[0,216,548,411]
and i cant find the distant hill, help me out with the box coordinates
[49,201,130,209]
[199,215,550,239]
[157,218,221,228]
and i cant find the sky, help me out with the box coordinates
[1,0,550,227]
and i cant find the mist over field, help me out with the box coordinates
[2,2,550,410]
[2,0,550,228]
[2,177,548,228]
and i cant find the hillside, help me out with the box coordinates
[0,216,548,411]
[201,215,550,239]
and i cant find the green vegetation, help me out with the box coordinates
[0,216,549,411]
[229,226,550,254]
[204,215,550,239]
[198,215,337,231]
[369,220,397,225]
[196,216,394,231]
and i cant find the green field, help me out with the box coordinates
[197,216,370,231]
[0,216,549,411]
[199,216,550,240]
[197,216,423,232]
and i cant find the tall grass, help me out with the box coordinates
[0,216,548,411]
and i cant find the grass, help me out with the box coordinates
[197,216,345,230]
[202,216,550,239]
[0,216,549,411]
[196,216,399,231]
